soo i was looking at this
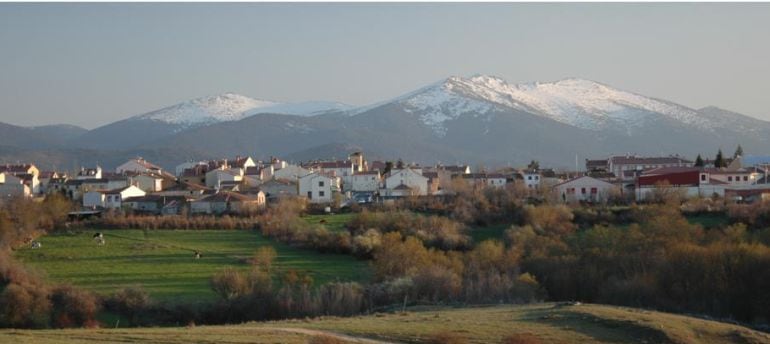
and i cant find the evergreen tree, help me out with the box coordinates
[694,154,704,167]
[715,149,726,168]
[528,160,540,170]
[383,161,394,175]
[734,145,744,159]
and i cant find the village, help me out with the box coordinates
[1,147,769,214]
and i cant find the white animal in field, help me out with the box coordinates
[93,232,105,246]
[31,241,42,249]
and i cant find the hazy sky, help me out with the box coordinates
[1,3,770,129]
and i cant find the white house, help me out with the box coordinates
[383,168,429,196]
[521,170,541,189]
[554,176,617,203]
[348,171,381,192]
[83,185,146,209]
[299,173,339,203]
[461,173,508,189]
[205,168,243,189]
[76,166,102,180]
[131,173,165,192]
[273,164,310,181]
[0,173,31,198]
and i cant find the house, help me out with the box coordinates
[636,167,726,200]
[123,195,190,215]
[0,173,31,198]
[461,173,507,189]
[554,176,617,203]
[83,185,146,209]
[205,167,243,189]
[348,171,381,193]
[190,191,264,214]
[306,160,356,178]
[383,168,428,196]
[273,164,310,181]
[153,181,212,198]
[129,173,165,192]
[244,165,274,184]
[521,170,541,189]
[422,171,440,194]
[38,171,63,194]
[607,155,693,181]
[299,173,340,203]
[175,161,207,176]
[76,166,102,180]
[116,157,164,175]
[0,164,40,194]
[227,156,256,169]
[180,165,209,186]
[259,179,298,201]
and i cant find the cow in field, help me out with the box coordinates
[31,241,42,249]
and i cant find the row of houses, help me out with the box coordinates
[4,152,769,212]
[557,154,770,203]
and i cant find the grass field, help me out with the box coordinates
[2,303,767,343]
[302,213,356,232]
[14,229,370,303]
[468,224,510,243]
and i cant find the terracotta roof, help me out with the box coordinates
[130,158,162,171]
[462,173,506,179]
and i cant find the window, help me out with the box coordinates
[527,176,532,180]
[581,188,586,194]
[591,188,598,194]
[319,191,325,197]
[728,176,733,182]
[566,187,575,194]
[535,176,539,180]
[744,176,749,181]
[319,181,324,187]
[307,191,312,199]
[701,174,707,181]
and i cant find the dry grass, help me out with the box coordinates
[1,303,769,344]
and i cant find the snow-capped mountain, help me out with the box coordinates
[384,75,717,136]
[135,92,351,128]
[31,74,770,168]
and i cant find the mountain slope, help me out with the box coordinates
[122,75,770,168]
[71,93,351,150]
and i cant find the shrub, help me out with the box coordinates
[211,268,251,301]
[49,285,100,328]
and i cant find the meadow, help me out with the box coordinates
[14,229,370,303]
[1,303,767,343]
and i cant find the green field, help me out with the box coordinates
[14,229,370,303]
[302,213,355,232]
[2,303,768,343]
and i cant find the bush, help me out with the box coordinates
[105,286,151,325]
[49,285,100,328]
[211,268,251,301]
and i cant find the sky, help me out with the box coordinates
[1,3,769,129]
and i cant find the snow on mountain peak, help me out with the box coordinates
[389,75,714,135]
[134,93,351,128]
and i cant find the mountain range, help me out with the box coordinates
[2,75,768,170]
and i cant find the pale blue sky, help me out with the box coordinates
[1,3,769,128]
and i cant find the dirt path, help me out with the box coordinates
[270,327,398,344]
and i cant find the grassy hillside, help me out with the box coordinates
[14,229,370,303]
[1,303,767,343]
